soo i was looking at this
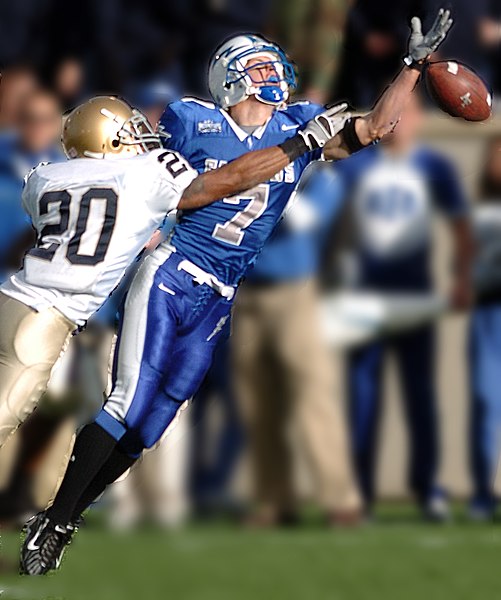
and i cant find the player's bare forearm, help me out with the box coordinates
[179,146,290,209]
[357,66,420,144]
[323,67,420,160]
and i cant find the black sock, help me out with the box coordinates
[71,447,137,521]
[47,422,117,524]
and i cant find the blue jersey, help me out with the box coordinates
[0,133,63,282]
[335,144,468,290]
[159,97,322,286]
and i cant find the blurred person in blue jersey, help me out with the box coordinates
[33,13,455,573]
[0,67,39,132]
[232,161,361,526]
[0,88,63,170]
[0,88,63,282]
[336,93,474,520]
[0,88,64,520]
[468,136,501,520]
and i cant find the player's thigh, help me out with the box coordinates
[161,297,233,402]
[104,261,180,425]
[0,294,75,443]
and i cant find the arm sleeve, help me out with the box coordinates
[21,178,33,217]
[153,149,198,213]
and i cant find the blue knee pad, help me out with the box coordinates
[117,392,185,458]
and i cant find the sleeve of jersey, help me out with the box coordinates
[158,103,191,153]
[428,153,469,217]
[154,150,198,213]
[21,175,35,219]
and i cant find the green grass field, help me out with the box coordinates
[0,506,500,600]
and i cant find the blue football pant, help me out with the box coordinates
[349,324,438,506]
[96,248,233,457]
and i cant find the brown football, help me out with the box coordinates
[424,61,492,122]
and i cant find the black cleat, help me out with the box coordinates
[20,512,74,575]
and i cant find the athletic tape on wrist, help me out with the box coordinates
[278,134,310,162]
[341,117,366,154]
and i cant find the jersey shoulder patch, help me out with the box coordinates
[160,99,224,151]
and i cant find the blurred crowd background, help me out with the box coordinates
[1,0,501,532]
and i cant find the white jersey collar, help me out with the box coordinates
[219,108,272,142]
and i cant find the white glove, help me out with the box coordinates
[297,103,351,150]
[404,8,453,67]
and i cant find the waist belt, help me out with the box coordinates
[177,259,235,301]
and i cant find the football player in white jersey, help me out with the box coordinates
[0,94,349,454]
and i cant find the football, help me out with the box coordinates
[424,61,492,121]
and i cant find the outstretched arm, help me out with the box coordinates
[324,8,453,159]
[179,104,350,210]
[179,146,293,210]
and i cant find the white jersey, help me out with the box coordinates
[1,149,197,324]
[353,156,433,260]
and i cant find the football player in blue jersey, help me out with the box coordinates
[22,10,454,574]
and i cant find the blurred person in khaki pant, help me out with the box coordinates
[232,162,361,526]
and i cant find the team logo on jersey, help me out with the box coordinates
[198,120,222,134]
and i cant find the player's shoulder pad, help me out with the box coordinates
[279,100,324,123]
[167,97,218,119]
[23,161,50,187]
[159,97,219,140]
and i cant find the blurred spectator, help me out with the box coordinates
[335,94,474,519]
[126,79,181,130]
[52,57,86,111]
[232,162,361,527]
[14,90,63,156]
[272,0,350,105]
[0,66,38,130]
[0,1,52,68]
[0,89,63,279]
[468,136,501,520]
[108,411,191,530]
[334,0,433,108]
[185,0,274,97]
[189,324,245,519]
[0,89,64,520]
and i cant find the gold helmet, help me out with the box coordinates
[62,96,161,159]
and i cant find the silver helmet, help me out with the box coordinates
[208,34,297,109]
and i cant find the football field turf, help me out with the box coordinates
[0,506,499,600]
